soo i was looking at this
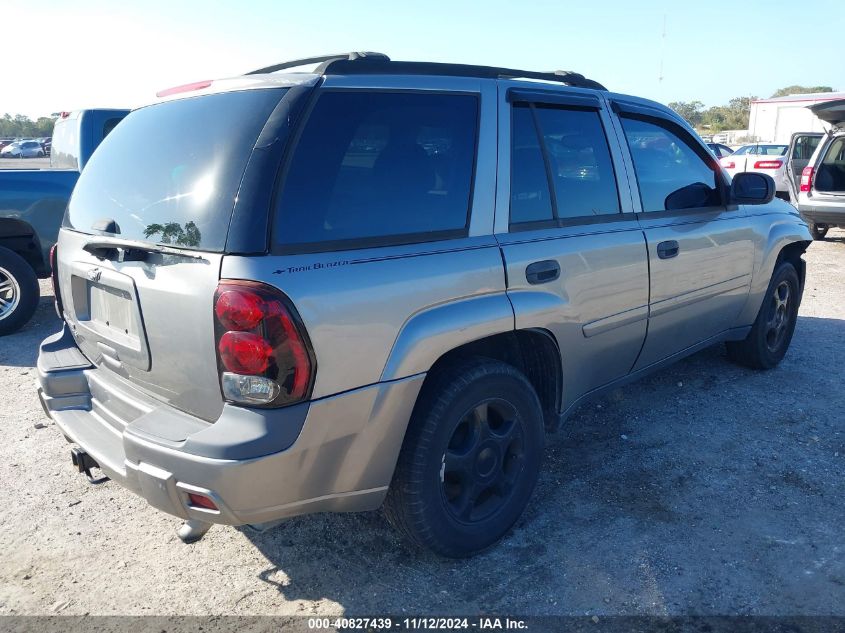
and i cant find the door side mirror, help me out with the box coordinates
[730,172,775,205]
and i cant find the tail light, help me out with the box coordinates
[754,160,783,169]
[49,244,64,319]
[800,166,814,193]
[213,280,314,407]
[721,159,735,169]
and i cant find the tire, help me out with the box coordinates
[0,246,40,336]
[809,223,829,240]
[384,358,545,558]
[726,261,800,370]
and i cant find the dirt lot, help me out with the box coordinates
[1,233,843,617]
[0,157,51,170]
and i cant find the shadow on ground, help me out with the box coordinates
[241,315,845,615]
[0,285,58,367]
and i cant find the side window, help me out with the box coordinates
[510,102,620,227]
[510,105,553,224]
[275,91,478,250]
[620,116,721,212]
[793,136,821,160]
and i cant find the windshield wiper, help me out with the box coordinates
[82,237,205,262]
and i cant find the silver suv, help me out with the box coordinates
[37,53,811,557]
[791,99,845,239]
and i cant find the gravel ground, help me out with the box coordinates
[0,233,843,616]
[0,157,51,170]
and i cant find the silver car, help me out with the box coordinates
[0,140,46,158]
[37,53,811,557]
[792,99,845,239]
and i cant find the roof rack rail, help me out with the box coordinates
[246,52,606,91]
[245,52,389,75]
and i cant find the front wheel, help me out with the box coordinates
[384,358,545,558]
[726,261,800,370]
[809,223,829,240]
[0,246,40,336]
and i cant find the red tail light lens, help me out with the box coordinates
[800,166,814,193]
[215,289,264,330]
[721,160,735,169]
[754,160,783,169]
[213,280,314,407]
[218,331,273,374]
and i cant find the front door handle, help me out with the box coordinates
[525,260,560,285]
[657,240,680,259]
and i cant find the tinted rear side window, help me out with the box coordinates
[510,103,619,226]
[274,91,478,251]
[67,89,286,251]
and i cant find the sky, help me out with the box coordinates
[3,0,843,118]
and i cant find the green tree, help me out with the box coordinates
[668,100,705,127]
[0,113,55,138]
[770,85,834,98]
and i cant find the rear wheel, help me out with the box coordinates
[810,223,829,240]
[726,261,800,370]
[0,246,40,336]
[384,358,544,558]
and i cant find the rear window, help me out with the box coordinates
[274,90,479,252]
[66,89,286,252]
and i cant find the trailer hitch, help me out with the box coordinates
[71,447,109,485]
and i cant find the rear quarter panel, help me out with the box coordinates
[220,238,509,399]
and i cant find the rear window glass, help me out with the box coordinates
[66,89,286,252]
[274,91,478,251]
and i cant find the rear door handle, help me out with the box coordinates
[525,260,560,285]
[657,240,680,259]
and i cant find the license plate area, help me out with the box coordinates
[89,283,136,337]
[68,262,151,371]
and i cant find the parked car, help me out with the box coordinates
[1,140,45,158]
[721,143,791,199]
[39,137,52,156]
[0,109,128,334]
[0,139,15,151]
[36,53,811,558]
[791,99,845,239]
[706,142,734,158]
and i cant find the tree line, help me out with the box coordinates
[0,114,59,138]
[669,85,835,134]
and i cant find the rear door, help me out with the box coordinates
[611,100,754,369]
[495,83,649,410]
[58,87,290,422]
[786,133,823,200]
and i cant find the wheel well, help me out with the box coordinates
[427,329,562,430]
[776,240,810,296]
[0,219,44,276]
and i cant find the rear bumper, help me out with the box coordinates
[37,326,424,526]
[797,204,845,227]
